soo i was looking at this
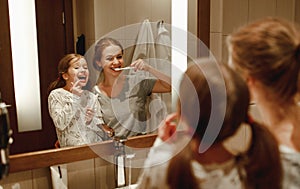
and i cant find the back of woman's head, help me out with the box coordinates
[228,17,300,103]
[48,53,84,93]
[93,37,123,71]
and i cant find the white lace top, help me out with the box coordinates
[48,88,105,147]
[280,145,300,189]
[136,138,245,189]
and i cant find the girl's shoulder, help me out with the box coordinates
[192,159,243,189]
[49,88,70,97]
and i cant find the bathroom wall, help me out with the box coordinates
[0,155,145,189]
[209,0,299,63]
[209,0,299,121]
[73,0,197,51]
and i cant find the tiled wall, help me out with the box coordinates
[74,0,197,54]
[210,0,298,63]
[0,155,145,189]
[209,0,299,122]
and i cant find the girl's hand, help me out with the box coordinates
[85,108,95,125]
[70,80,83,96]
[130,59,150,72]
[158,113,178,142]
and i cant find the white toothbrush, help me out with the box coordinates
[113,67,134,71]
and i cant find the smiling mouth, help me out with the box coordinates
[78,76,87,81]
[111,65,122,71]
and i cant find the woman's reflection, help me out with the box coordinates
[92,37,171,139]
[48,54,107,147]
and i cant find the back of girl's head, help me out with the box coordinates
[48,53,84,93]
[228,17,300,104]
[179,59,249,143]
[168,58,282,189]
[93,37,124,71]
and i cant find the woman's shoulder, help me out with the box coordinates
[280,145,300,189]
[280,145,300,165]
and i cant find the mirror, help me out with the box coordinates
[1,0,205,155]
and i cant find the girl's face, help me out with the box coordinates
[99,45,124,76]
[64,57,89,87]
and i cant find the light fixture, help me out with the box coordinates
[8,0,42,132]
[171,0,188,111]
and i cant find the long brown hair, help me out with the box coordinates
[48,53,85,93]
[228,17,300,104]
[167,59,282,189]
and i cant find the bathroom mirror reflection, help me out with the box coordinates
[1,0,207,155]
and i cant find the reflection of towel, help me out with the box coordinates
[130,19,156,77]
[156,21,171,62]
[130,19,171,132]
[50,164,68,189]
[155,21,172,114]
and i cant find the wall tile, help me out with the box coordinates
[67,159,95,189]
[0,171,33,189]
[296,0,300,23]
[125,0,151,25]
[188,0,198,36]
[32,168,52,189]
[151,0,171,24]
[209,32,223,62]
[223,0,249,35]
[249,0,276,22]
[276,0,295,21]
[94,0,126,40]
[95,157,115,189]
[210,0,223,32]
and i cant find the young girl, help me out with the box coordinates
[48,53,106,147]
[136,59,282,189]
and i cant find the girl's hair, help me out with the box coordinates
[167,59,282,189]
[48,53,84,93]
[228,17,300,104]
[93,37,124,71]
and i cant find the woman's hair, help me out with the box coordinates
[228,17,300,104]
[167,59,282,189]
[93,37,124,71]
[48,53,84,93]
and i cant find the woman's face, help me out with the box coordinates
[99,45,124,76]
[64,57,89,87]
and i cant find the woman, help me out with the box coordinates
[92,37,171,138]
[48,53,105,147]
[228,17,300,188]
[136,59,282,189]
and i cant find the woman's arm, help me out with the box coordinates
[131,59,171,93]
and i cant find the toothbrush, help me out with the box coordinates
[113,67,134,71]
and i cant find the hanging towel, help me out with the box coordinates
[155,20,172,114]
[50,164,68,189]
[129,19,169,133]
[130,19,157,75]
[155,20,171,62]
